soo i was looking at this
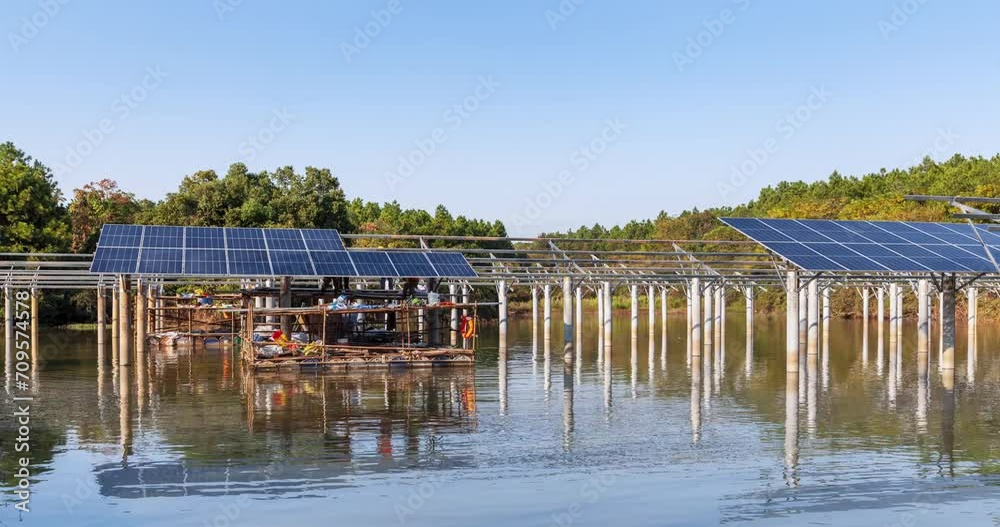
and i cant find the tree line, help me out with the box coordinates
[0,142,509,323]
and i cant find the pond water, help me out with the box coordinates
[1,313,999,526]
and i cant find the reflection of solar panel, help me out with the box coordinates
[90,225,479,279]
[722,218,998,273]
[426,252,478,277]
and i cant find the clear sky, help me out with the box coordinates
[4,0,999,235]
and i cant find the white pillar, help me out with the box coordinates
[786,271,799,373]
[97,287,106,346]
[647,284,656,358]
[118,275,132,366]
[745,287,754,375]
[531,285,539,358]
[562,276,573,365]
[807,279,819,355]
[876,286,885,373]
[941,277,956,371]
[917,279,929,355]
[630,284,639,344]
[4,287,13,371]
[497,280,508,350]
[543,284,552,345]
[821,286,830,356]
[691,279,702,357]
[597,285,605,362]
[603,282,613,357]
[449,284,459,347]
[660,287,668,366]
[702,284,713,355]
[862,287,869,363]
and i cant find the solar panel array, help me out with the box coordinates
[90,225,478,278]
[721,218,1000,273]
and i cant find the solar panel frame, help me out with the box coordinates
[721,217,1000,273]
[426,252,478,278]
[91,247,139,273]
[350,251,399,277]
[310,250,358,276]
[301,229,346,251]
[269,250,315,276]
[185,248,228,275]
[386,251,438,277]
[137,247,184,274]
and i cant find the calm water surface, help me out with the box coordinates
[2,314,1000,526]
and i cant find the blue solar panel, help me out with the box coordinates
[386,251,437,277]
[721,217,1000,273]
[91,247,138,273]
[186,227,226,249]
[226,228,266,250]
[350,251,399,277]
[301,229,345,251]
[137,248,183,274]
[98,224,143,248]
[310,251,357,276]
[141,226,184,248]
[185,249,227,275]
[426,252,478,277]
[270,250,314,275]
[228,249,271,275]
[263,229,305,251]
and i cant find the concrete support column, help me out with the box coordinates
[938,290,944,367]
[29,288,38,361]
[660,287,668,365]
[449,284,459,347]
[876,286,885,371]
[497,280,508,350]
[691,279,701,357]
[702,284,713,355]
[279,276,292,337]
[941,276,956,371]
[967,286,978,352]
[462,286,471,348]
[888,283,897,359]
[118,275,132,366]
[135,281,146,356]
[574,286,583,358]
[713,286,723,353]
[97,287,106,346]
[531,285,540,358]
[543,284,552,345]
[562,276,574,364]
[861,287,869,363]
[785,271,799,373]
[685,288,693,361]
[597,285,605,362]
[807,279,819,355]
[745,288,754,375]
[798,286,807,344]
[602,282,612,357]
[630,284,639,344]
[821,286,830,358]
[917,279,929,355]
[647,284,656,357]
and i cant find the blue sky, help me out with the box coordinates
[4,0,998,235]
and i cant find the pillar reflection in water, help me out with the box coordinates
[941,368,956,477]
[562,361,574,452]
[691,355,702,444]
[784,373,799,488]
[119,365,133,465]
[806,351,817,438]
[499,343,508,416]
